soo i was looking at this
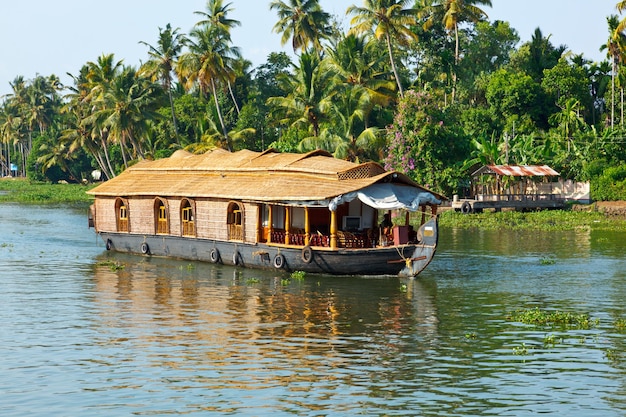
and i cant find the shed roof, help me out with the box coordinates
[88,148,445,203]
[472,165,560,177]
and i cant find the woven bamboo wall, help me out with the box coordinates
[95,195,260,244]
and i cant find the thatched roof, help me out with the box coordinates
[88,148,441,203]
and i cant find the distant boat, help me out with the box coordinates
[88,148,444,277]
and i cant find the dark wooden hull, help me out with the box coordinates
[97,217,438,277]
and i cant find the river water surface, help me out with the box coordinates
[1,204,625,416]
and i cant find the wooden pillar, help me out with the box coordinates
[330,210,337,249]
[421,205,426,225]
[285,207,291,245]
[268,205,273,243]
[304,206,310,245]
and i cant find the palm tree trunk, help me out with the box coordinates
[210,78,231,151]
[228,81,240,115]
[167,87,179,140]
[385,33,404,98]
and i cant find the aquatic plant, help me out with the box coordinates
[540,257,556,265]
[245,278,260,284]
[96,260,125,271]
[512,342,531,355]
[290,270,306,280]
[507,307,597,329]
[614,318,626,331]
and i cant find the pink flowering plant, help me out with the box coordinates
[383,90,469,196]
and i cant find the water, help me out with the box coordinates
[1,203,625,416]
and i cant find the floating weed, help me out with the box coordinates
[540,257,556,265]
[179,263,195,271]
[290,270,306,281]
[465,332,477,340]
[400,283,408,293]
[513,343,531,355]
[97,260,125,271]
[605,349,623,364]
[543,333,561,348]
[281,278,291,286]
[614,318,626,331]
[245,278,260,285]
[507,307,596,329]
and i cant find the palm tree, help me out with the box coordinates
[617,0,626,33]
[325,33,396,109]
[139,23,186,139]
[347,0,419,98]
[270,0,333,54]
[425,0,492,65]
[86,67,164,167]
[300,83,382,161]
[267,51,333,138]
[177,1,241,150]
[601,15,626,128]
[549,97,585,155]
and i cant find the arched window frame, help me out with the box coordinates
[227,201,244,241]
[115,197,130,232]
[154,197,169,235]
[180,198,196,237]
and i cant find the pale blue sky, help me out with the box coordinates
[0,0,619,97]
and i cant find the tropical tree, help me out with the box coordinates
[325,33,396,109]
[267,51,333,138]
[176,0,241,150]
[139,23,187,139]
[425,0,492,65]
[347,0,420,98]
[601,15,626,128]
[85,66,165,168]
[270,0,333,54]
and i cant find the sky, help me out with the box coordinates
[0,0,620,98]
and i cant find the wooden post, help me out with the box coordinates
[330,210,337,249]
[304,206,310,245]
[421,205,426,225]
[285,207,291,245]
[268,205,273,243]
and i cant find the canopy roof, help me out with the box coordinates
[472,165,560,177]
[88,149,445,209]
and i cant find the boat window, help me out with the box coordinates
[115,198,129,232]
[181,199,195,237]
[227,201,244,240]
[155,198,169,234]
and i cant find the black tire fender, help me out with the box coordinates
[105,239,113,251]
[209,248,221,263]
[140,242,150,255]
[301,246,313,263]
[273,253,286,269]
[461,201,473,214]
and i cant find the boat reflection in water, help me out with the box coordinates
[91,252,440,396]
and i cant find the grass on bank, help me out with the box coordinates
[438,208,626,232]
[0,178,95,206]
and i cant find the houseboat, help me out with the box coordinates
[87,148,444,277]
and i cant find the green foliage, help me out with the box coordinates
[439,209,626,232]
[383,90,470,196]
[0,179,94,206]
[507,307,596,330]
[591,164,626,201]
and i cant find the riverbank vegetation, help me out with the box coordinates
[0,178,94,206]
[439,208,626,231]
[2,1,626,200]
